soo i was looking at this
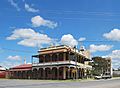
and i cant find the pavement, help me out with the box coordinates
[0,78,120,88]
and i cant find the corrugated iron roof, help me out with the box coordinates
[9,68,31,71]
[0,66,6,71]
[11,64,32,69]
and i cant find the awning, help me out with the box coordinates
[32,55,39,58]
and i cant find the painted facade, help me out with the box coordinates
[0,66,6,78]
[9,64,32,79]
[32,45,92,79]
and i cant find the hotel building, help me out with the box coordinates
[32,45,92,80]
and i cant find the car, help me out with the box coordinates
[102,72,112,79]
[94,76,102,80]
[102,75,111,79]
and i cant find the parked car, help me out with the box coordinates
[94,76,102,79]
[102,73,112,79]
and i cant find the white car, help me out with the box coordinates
[94,76,102,79]
[102,75,111,79]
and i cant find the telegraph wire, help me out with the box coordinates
[1,47,34,54]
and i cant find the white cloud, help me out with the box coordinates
[89,44,113,52]
[31,16,57,29]
[6,28,52,47]
[112,58,120,69]
[0,61,21,69]
[61,34,78,47]
[103,29,120,41]
[8,0,20,11]
[103,50,120,69]
[78,37,86,41]
[108,50,120,59]
[7,55,22,61]
[25,3,39,13]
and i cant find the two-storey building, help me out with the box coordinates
[32,45,92,80]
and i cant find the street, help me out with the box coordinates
[0,78,120,88]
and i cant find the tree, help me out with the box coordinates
[92,57,108,76]
[118,67,120,71]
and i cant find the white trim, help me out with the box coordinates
[32,61,92,69]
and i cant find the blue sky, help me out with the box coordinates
[0,0,120,69]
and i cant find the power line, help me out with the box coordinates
[1,8,120,16]
[1,47,34,54]
[78,40,120,43]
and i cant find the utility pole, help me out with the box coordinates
[74,45,78,79]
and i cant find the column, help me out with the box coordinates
[68,67,70,79]
[50,67,52,80]
[84,69,87,79]
[76,68,78,79]
[43,55,45,63]
[43,68,45,79]
[57,67,59,80]
[63,53,66,61]
[50,54,52,63]
[63,67,66,79]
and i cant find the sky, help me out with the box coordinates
[0,0,120,69]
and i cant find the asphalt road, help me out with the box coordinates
[0,78,120,88]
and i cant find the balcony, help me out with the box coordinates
[32,61,92,69]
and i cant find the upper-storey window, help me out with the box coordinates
[81,57,84,64]
[66,52,69,60]
[39,55,44,63]
[52,54,58,62]
[45,54,50,62]
[59,53,63,61]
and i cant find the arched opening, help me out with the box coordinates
[65,67,69,79]
[39,55,44,63]
[86,69,90,78]
[81,57,84,64]
[59,67,64,79]
[32,68,38,79]
[52,54,58,62]
[45,68,51,79]
[59,53,63,61]
[45,54,50,62]
[37,68,43,79]
[81,68,84,79]
[52,67,58,79]
[70,67,76,79]
[78,68,82,79]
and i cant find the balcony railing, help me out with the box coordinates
[32,61,92,69]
